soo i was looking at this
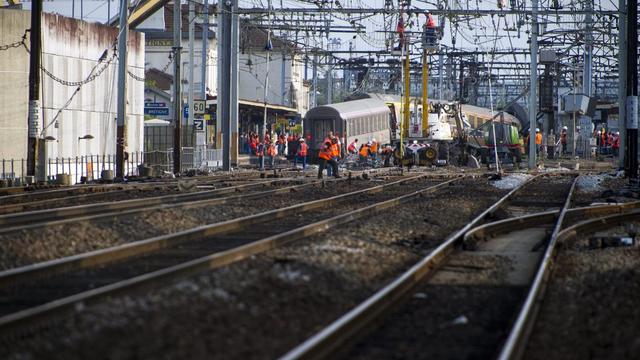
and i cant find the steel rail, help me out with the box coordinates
[0,183,132,204]
[0,179,277,215]
[556,209,640,243]
[496,177,579,360]
[463,201,640,249]
[0,168,426,233]
[0,174,434,286]
[279,174,554,360]
[0,167,405,228]
[0,175,459,336]
[0,179,308,232]
[0,173,265,204]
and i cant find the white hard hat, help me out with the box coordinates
[535,128,540,132]
[299,138,305,142]
[413,140,418,144]
[372,138,376,142]
[562,126,568,130]
[615,131,620,135]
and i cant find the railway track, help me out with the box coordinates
[0,172,265,206]
[0,167,405,229]
[520,209,640,360]
[0,173,457,337]
[280,174,580,360]
[0,178,311,231]
[0,179,272,215]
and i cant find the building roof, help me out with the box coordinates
[239,20,291,52]
[138,3,216,40]
[145,68,173,91]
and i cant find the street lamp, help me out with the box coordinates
[77,134,94,156]
[43,136,57,181]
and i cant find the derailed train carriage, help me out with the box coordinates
[303,99,395,159]
[304,96,524,166]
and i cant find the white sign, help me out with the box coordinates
[193,118,205,131]
[193,100,206,115]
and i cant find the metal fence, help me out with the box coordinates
[0,147,223,185]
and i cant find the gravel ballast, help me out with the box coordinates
[2,176,508,360]
[0,176,414,270]
[524,224,640,360]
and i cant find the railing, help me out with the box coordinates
[0,147,223,186]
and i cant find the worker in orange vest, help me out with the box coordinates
[318,140,340,179]
[327,136,340,177]
[535,128,542,156]
[370,138,379,160]
[266,140,277,169]
[294,138,308,170]
[347,139,358,154]
[359,142,371,165]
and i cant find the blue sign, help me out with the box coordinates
[145,108,169,116]
[183,105,189,119]
[145,102,166,108]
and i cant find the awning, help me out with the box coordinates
[206,98,298,114]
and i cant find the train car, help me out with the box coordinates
[461,104,521,130]
[303,99,392,157]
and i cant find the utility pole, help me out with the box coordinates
[230,9,239,166]
[327,56,333,104]
[115,0,129,179]
[618,0,627,169]
[281,52,287,105]
[312,53,318,107]
[422,51,428,135]
[219,0,238,171]
[438,52,443,100]
[188,0,195,148]
[201,0,209,147]
[528,0,539,169]
[27,0,42,182]
[201,0,209,100]
[173,0,183,174]
[626,0,638,179]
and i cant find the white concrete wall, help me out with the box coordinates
[0,10,30,162]
[0,10,145,174]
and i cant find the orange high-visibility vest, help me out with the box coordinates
[359,145,370,157]
[370,142,378,153]
[331,143,340,157]
[535,133,542,145]
[319,144,333,160]
[298,143,308,156]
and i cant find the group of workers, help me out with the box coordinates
[525,125,621,159]
[595,127,621,156]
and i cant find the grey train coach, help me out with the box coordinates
[303,99,393,156]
